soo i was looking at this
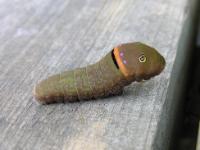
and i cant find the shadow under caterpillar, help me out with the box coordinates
[33,42,166,104]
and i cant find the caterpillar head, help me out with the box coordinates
[113,42,165,81]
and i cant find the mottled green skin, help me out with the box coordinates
[33,42,165,104]
[34,52,127,104]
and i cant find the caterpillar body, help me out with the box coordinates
[33,42,165,104]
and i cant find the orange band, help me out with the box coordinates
[113,47,129,77]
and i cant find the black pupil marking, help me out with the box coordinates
[112,50,119,69]
[140,56,145,61]
[139,54,146,62]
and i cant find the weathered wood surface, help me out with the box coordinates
[0,0,197,150]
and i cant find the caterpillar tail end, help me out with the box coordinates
[33,83,56,104]
[33,81,69,104]
[33,85,47,104]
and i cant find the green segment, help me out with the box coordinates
[59,71,77,99]
[87,62,105,98]
[48,74,63,97]
[74,68,92,100]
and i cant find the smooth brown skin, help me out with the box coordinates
[33,42,165,104]
[114,42,165,82]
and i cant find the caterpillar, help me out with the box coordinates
[33,42,165,104]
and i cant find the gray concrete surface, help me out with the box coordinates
[0,0,198,149]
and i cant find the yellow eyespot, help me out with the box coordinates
[139,54,146,63]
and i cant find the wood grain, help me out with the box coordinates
[0,0,198,149]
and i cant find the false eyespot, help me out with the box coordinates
[138,54,146,63]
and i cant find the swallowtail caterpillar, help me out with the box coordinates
[33,42,165,104]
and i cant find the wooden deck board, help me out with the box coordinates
[0,0,197,149]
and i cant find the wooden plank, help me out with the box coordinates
[0,0,198,149]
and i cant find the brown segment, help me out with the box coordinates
[87,52,127,99]
[60,71,78,102]
[114,42,166,81]
[100,52,127,96]
[99,54,115,91]
[33,74,64,104]
[74,68,92,100]
[87,62,105,98]
[47,74,64,102]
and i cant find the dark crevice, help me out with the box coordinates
[173,1,200,149]
[111,49,119,69]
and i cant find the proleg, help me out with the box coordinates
[33,42,166,104]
